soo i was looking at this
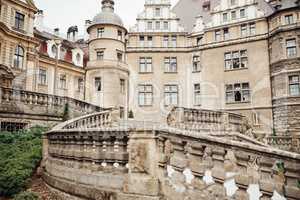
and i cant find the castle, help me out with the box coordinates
[0,0,299,150]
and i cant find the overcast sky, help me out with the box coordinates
[34,0,179,36]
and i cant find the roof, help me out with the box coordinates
[269,0,300,11]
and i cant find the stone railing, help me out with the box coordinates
[167,107,245,133]
[52,109,119,130]
[267,135,300,153]
[0,87,102,124]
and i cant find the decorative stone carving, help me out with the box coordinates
[130,143,148,173]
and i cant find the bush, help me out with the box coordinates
[0,126,47,197]
[14,191,39,200]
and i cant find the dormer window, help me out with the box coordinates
[15,12,25,30]
[155,8,161,17]
[76,53,81,63]
[52,45,58,56]
[97,27,104,38]
[285,15,294,25]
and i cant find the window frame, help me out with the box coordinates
[38,68,47,85]
[95,77,102,92]
[194,83,201,106]
[224,50,248,71]
[59,74,67,89]
[192,56,201,72]
[226,82,251,104]
[96,51,104,60]
[289,75,300,96]
[139,57,152,73]
[138,84,153,106]
[164,84,179,106]
[164,57,177,73]
[286,38,297,58]
[97,27,105,38]
[14,45,24,69]
[15,11,25,30]
[285,14,294,25]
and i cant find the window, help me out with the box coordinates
[223,28,229,40]
[147,21,153,30]
[59,74,67,89]
[194,84,201,106]
[285,14,294,25]
[138,85,153,106]
[163,35,169,47]
[215,30,221,41]
[97,51,104,60]
[165,57,177,73]
[249,23,256,35]
[289,75,300,96]
[171,35,177,47]
[95,77,102,91]
[38,68,47,85]
[231,0,237,5]
[118,30,122,40]
[14,45,24,69]
[147,36,153,47]
[117,52,123,62]
[120,107,125,119]
[231,11,237,20]
[163,21,169,30]
[51,45,58,56]
[226,83,250,103]
[97,28,104,38]
[164,85,178,106]
[193,56,201,72]
[155,21,160,30]
[155,8,161,17]
[15,12,25,30]
[240,9,246,18]
[120,79,125,93]
[78,78,84,92]
[223,13,228,22]
[241,24,247,37]
[196,37,203,46]
[139,36,145,47]
[139,57,152,73]
[286,39,297,58]
[224,50,248,70]
[76,53,81,63]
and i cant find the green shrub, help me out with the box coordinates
[14,191,39,200]
[0,126,47,197]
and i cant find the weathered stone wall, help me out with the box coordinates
[43,116,300,200]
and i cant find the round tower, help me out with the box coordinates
[86,0,129,118]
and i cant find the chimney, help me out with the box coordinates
[35,10,44,29]
[84,20,92,40]
[67,26,79,42]
[54,28,60,36]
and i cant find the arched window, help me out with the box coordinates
[14,45,24,69]
[76,53,81,63]
[51,45,58,56]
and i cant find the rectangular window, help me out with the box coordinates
[147,36,153,47]
[120,79,125,93]
[194,84,201,106]
[165,85,178,106]
[38,68,47,85]
[139,57,152,73]
[155,21,160,30]
[147,21,153,30]
[285,14,294,25]
[249,23,256,35]
[226,83,250,103]
[171,35,177,47]
[224,50,248,70]
[15,12,25,30]
[196,37,203,46]
[241,24,247,37]
[240,9,246,18]
[215,30,221,41]
[231,11,237,20]
[163,21,169,30]
[223,13,228,22]
[155,8,161,17]
[139,36,145,47]
[193,56,201,72]
[138,84,153,106]
[97,28,104,38]
[118,30,122,40]
[117,52,123,62]
[163,35,169,47]
[78,78,84,92]
[165,57,177,73]
[286,39,297,58]
[59,74,67,89]
[97,51,104,60]
[95,77,102,91]
[223,28,229,40]
[289,75,300,96]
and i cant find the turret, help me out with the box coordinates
[85,0,129,118]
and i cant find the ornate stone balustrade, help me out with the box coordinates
[267,135,300,153]
[42,111,300,200]
[167,107,245,133]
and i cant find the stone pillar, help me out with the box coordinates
[120,129,160,200]
[41,135,49,169]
